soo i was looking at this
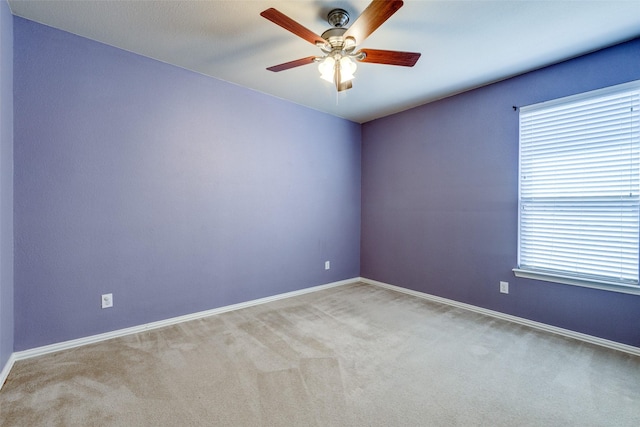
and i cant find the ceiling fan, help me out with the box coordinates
[261,0,421,92]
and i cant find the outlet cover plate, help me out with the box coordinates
[102,293,113,309]
[499,281,509,294]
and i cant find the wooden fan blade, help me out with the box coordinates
[359,49,421,66]
[267,56,317,72]
[261,8,325,45]
[337,80,353,92]
[344,0,404,44]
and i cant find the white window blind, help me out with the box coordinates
[517,81,640,291]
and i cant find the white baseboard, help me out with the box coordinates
[360,277,640,357]
[0,352,16,390]
[0,277,359,391]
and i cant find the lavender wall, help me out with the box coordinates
[361,38,640,347]
[0,0,13,367]
[13,17,361,351]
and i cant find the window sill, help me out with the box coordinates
[512,268,640,296]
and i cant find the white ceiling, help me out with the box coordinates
[8,0,640,123]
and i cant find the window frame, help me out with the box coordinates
[513,80,640,295]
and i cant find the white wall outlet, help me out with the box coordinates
[325,261,330,270]
[499,281,509,294]
[101,293,113,309]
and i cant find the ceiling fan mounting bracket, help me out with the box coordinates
[327,8,349,28]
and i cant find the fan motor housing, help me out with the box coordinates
[321,27,348,48]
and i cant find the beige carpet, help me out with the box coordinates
[1,282,639,426]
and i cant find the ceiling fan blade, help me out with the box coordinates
[337,80,353,92]
[344,0,404,44]
[261,8,325,46]
[358,49,421,67]
[267,56,317,72]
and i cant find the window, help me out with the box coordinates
[514,80,640,294]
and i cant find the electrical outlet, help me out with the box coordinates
[499,281,509,294]
[325,261,330,270]
[101,293,113,309]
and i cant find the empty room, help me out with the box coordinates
[1,1,640,425]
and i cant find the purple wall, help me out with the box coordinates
[361,38,640,347]
[0,0,14,367]
[13,17,361,351]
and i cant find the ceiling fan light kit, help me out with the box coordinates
[261,0,421,93]
[318,56,357,85]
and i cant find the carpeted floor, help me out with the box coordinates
[1,282,639,426]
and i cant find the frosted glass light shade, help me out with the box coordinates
[339,57,356,82]
[319,57,336,83]
[318,56,357,84]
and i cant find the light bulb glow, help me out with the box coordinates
[339,57,356,82]
[318,57,336,83]
[318,55,357,85]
